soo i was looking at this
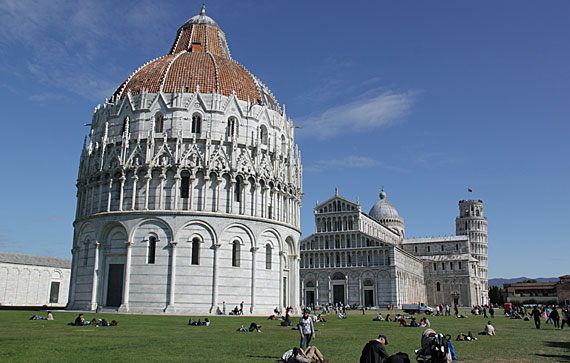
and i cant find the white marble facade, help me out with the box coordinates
[0,252,71,307]
[300,190,488,308]
[67,9,302,315]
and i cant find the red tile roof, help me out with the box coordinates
[113,12,270,107]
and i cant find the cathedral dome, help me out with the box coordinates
[113,5,279,111]
[369,190,401,220]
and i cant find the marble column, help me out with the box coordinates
[159,173,166,210]
[119,241,133,312]
[173,173,180,210]
[106,179,113,212]
[90,241,100,310]
[119,175,126,211]
[131,175,138,210]
[144,173,151,210]
[166,241,177,311]
[210,243,222,313]
[250,246,259,314]
[67,247,79,309]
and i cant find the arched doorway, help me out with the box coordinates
[331,272,346,305]
[305,281,315,306]
[363,279,375,307]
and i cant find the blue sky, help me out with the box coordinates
[0,0,568,278]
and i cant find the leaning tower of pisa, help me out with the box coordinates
[456,199,488,304]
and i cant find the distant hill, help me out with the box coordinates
[489,277,558,288]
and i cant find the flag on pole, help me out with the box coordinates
[468,188,472,193]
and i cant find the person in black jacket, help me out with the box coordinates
[360,334,389,363]
[531,306,541,329]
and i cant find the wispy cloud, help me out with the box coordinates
[0,0,171,101]
[306,155,411,174]
[298,90,416,139]
[29,216,62,224]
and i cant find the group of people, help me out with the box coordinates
[188,317,210,326]
[216,301,246,315]
[530,305,569,329]
[69,313,118,327]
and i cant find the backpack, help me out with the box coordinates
[428,333,452,363]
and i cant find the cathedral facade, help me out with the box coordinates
[300,190,488,308]
[67,7,302,315]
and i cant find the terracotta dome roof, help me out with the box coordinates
[113,6,279,110]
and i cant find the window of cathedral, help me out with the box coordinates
[437,282,441,291]
[148,236,157,264]
[442,263,445,271]
[234,177,241,202]
[154,112,164,133]
[433,263,436,271]
[415,246,418,253]
[459,261,462,269]
[441,245,444,251]
[266,244,272,269]
[260,125,268,145]
[232,241,240,267]
[455,244,459,251]
[191,238,200,265]
[181,173,190,198]
[427,246,431,253]
[281,135,286,153]
[227,117,237,137]
[450,262,453,270]
[191,113,202,134]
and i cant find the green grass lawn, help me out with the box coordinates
[0,309,568,362]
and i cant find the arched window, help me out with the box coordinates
[148,236,157,264]
[227,117,237,137]
[192,113,201,134]
[281,135,286,153]
[181,173,190,199]
[260,125,268,145]
[436,282,441,292]
[154,112,164,133]
[234,177,241,202]
[232,240,240,267]
[191,237,200,265]
[265,244,272,269]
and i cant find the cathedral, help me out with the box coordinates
[67,7,303,315]
[299,189,488,308]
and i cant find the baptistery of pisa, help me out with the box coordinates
[67,7,302,315]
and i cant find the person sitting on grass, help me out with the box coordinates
[74,313,86,326]
[373,313,384,321]
[385,314,391,322]
[399,317,408,327]
[409,317,419,327]
[338,311,347,319]
[47,311,54,320]
[282,346,329,363]
[360,334,389,363]
[481,321,495,335]
[316,314,326,323]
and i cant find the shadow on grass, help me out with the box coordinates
[535,341,570,361]
[544,341,570,350]
[246,355,281,361]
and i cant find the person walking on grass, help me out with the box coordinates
[298,310,316,350]
[550,307,560,329]
[531,306,541,329]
